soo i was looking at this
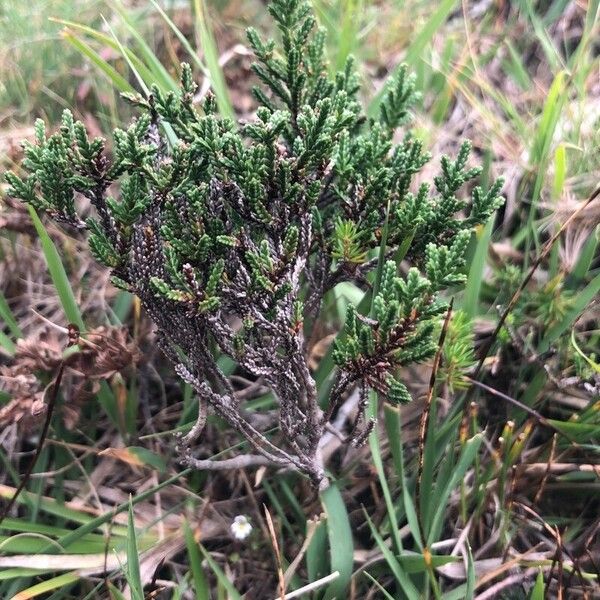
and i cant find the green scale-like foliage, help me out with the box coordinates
[5,0,504,480]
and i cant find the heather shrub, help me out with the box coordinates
[5,0,503,488]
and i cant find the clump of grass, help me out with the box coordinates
[0,0,104,121]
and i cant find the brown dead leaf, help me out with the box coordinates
[308,333,336,370]
[98,447,144,467]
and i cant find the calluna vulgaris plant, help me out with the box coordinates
[5,0,504,488]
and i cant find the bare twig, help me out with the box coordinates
[180,453,293,471]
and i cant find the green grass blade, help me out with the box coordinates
[539,272,600,354]
[363,572,397,600]
[368,400,407,552]
[102,16,149,96]
[306,519,328,583]
[463,220,493,319]
[419,393,439,535]
[530,69,567,168]
[126,497,144,600]
[529,569,545,599]
[0,331,16,355]
[517,0,562,71]
[0,567,49,582]
[336,0,361,71]
[27,206,84,330]
[571,329,600,373]
[465,543,475,599]
[570,228,599,285]
[398,554,458,573]
[0,486,124,537]
[7,572,79,599]
[52,18,158,87]
[0,291,22,338]
[61,31,134,94]
[148,0,208,77]
[111,291,134,324]
[110,0,178,92]
[363,510,420,600]
[198,543,243,600]
[368,0,458,116]
[191,0,235,121]
[503,39,532,90]
[40,469,191,556]
[184,521,209,600]
[321,484,353,600]
[0,534,109,555]
[0,518,105,539]
[442,584,469,600]
[404,0,458,67]
[107,582,128,600]
[384,406,423,552]
[28,205,120,426]
[427,434,483,546]
[526,70,568,252]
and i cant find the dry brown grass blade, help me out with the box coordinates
[264,504,286,599]
[534,433,557,504]
[416,298,454,529]
[283,515,323,586]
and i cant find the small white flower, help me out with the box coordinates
[230,515,252,540]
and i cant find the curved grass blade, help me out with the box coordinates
[363,509,420,600]
[51,18,157,87]
[363,572,396,600]
[148,0,208,78]
[109,0,178,93]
